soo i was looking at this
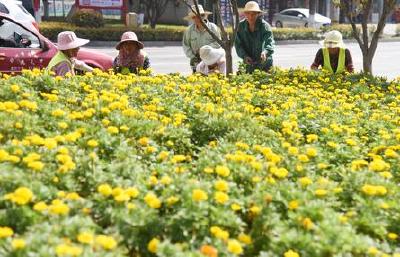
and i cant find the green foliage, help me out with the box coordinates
[70,9,105,28]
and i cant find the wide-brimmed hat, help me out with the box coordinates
[115,31,144,50]
[57,31,89,51]
[242,1,265,13]
[184,4,212,20]
[320,30,345,48]
[199,45,225,66]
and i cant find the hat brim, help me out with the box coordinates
[240,8,265,14]
[203,48,225,66]
[319,40,345,48]
[58,38,89,50]
[116,39,144,50]
[183,11,212,21]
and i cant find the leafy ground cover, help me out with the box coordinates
[0,69,399,257]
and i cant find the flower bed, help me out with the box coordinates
[0,69,399,257]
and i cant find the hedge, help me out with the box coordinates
[39,22,356,42]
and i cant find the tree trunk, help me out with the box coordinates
[43,0,49,19]
[225,46,233,75]
[362,53,372,74]
[309,0,316,28]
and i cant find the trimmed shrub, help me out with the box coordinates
[70,9,105,28]
[39,22,357,42]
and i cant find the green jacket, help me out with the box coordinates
[235,17,275,64]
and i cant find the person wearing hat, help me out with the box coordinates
[235,1,275,74]
[311,30,354,74]
[182,4,221,73]
[47,31,93,76]
[196,45,226,75]
[113,31,150,75]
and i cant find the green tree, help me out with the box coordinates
[333,0,396,74]
[141,0,173,29]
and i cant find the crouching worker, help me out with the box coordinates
[196,45,226,75]
[311,30,354,74]
[113,31,150,75]
[47,31,93,76]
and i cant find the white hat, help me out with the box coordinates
[57,31,89,51]
[199,45,225,66]
[320,30,345,48]
[184,4,212,20]
[116,31,144,50]
[243,1,264,13]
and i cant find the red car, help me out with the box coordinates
[0,13,113,74]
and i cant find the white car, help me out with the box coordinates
[272,8,331,29]
[0,0,38,31]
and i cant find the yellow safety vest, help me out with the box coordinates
[47,51,73,74]
[322,48,345,74]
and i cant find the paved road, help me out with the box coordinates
[88,41,400,79]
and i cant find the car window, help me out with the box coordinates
[0,18,40,48]
[282,11,297,17]
[0,3,9,14]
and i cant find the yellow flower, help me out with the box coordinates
[231,203,241,211]
[27,161,44,171]
[95,235,117,250]
[107,126,119,134]
[147,238,159,253]
[302,217,314,230]
[87,139,99,147]
[288,146,299,155]
[203,167,214,174]
[33,201,48,211]
[214,192,229,204]
[10,84,20,92]
[361,184,387,196]
[49,201,70,215]
[214,180,229,192]
[388,233,398,240]
[227,239,243,255]
[314,189,328,197]
[0,227,13,238]
[298,154,309,163]
[11,238,26,249]
[306,134,318,143]
[271,167,289,179]
[77,232,94,244]
[369,159,390,172]
[97,184,113,196]
[215,165,230,177]
[166,196,179,206]
[250,206,261,215]
[238,233,252,244]
[144,192,162,209]
[138,137,149,146]
[192,189,208,202]
[284,250,300,257]
[299,177,312,186]
[306,147,318,157]
[55,244,82,257]
[288,200,299,210]
[5,187,34,205]
[125,187,140,198]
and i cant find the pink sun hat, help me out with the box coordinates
[57,31,89,51]
[115,31,144,50]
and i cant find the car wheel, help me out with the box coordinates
[304,22,308,28]
[276,21,283,28]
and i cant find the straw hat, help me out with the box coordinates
[184,4,212,20]
[199,45,225,65]
[57,31,89,51]
[243,1,264,13]
[115,31,144,50]
[320,30,345,48]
